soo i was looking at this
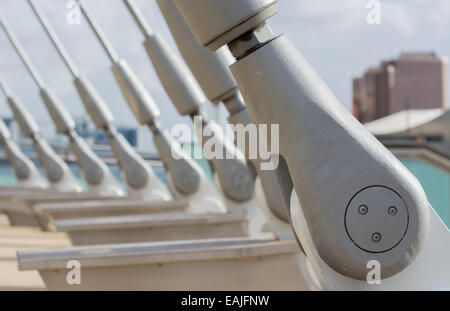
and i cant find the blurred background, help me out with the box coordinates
[0,0,447,146]
[0,0,448,221]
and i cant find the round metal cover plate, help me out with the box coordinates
[345,186,409,253]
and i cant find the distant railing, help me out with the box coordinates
[0,141,164,166]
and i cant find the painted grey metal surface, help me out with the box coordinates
[77,0,226,211]
[122,1,205,115]
[345,186,409,253]
[230,33,428,280]
[72,73,169,198]
[173,0,278,51]
[1,83,81,190]
[173,0,435,283]
[38,87,76,134]
[107,129,147,189]
[73,76,114,129]
[4,99,38,138]
[36,198,189,215]
[27,0,169,199]
[24,245,305,290]
[0,121,29,181]
[143,33,206,115]
[56,213,249,246]
[15,235,311,290]
[0,119,47,188]
[153,129,201,195]
[53,212,247,231]
[156,0,237,103]
[0,14,123,197]
[0,76,56,190]
[110,58,205,197]
[39,88,122,195]
[123,0,256,205]
[111,61,161,125]
[17,237,276,270]
[196,117,255,202]
[291,191,450,290]
[32,138,64,183]
[153,0,290,222]
[227,99,290,223]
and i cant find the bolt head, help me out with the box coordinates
[345,186,409,252]
[358,205,368,215]
[372,232,382,242]
[388,206,398,216]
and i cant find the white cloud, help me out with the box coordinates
[279,0,365,29]
[382,2,415,34]
[270,0,449,110]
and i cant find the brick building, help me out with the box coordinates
[353,53,447,123]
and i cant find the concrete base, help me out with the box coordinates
[0,188,56,216]
[53,212,250,245]
[4,207,42,227]
[40,251,306,290]
[18,238,308,290]
[1,193,120,229]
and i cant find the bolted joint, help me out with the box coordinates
[228,23,276,60]
[172,0,278,51]
[190,111,209,125]
[148,120,163,135]
[104,125,118,140]
[222,92,247,116]
[67,129,78,141]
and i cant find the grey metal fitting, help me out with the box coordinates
[106,127,150,190]
[156,0,238,103]
[221,92,246,115]
[69,132,105,186]
[0,119,12,142]
[6,95,40,138]
[173,0,431,282]
[153,129,201,195]
[228,23,276,60]
[143,33,205,116]
[172,0,278,51]
[33,137,64,183]
[2,140,31,181]
[73,75,115,129]
[112,59,160,125]
[39,87,75,134]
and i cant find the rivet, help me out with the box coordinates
[372,232,382,242]
[388,206,397,216]
[358,205,368,215]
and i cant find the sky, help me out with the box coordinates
[0,0,448,147]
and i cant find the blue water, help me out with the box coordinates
[0,162,18,186]
[400,158,449,226]
[0,160,167,195]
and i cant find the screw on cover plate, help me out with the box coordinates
[388,206,398,216]
[358,205,368,215]
[372,232,382,243]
